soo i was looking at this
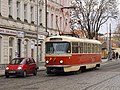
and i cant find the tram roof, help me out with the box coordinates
[46,36,101,44]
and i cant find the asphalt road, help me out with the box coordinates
[1,60,120,90]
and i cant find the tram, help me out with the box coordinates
[45,36,102,74]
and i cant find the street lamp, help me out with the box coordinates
[36,0,39,66]
[45,0,47,33]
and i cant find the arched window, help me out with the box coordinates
[9,37,14,62]
[17,39,21,57]
[31,40,35,58]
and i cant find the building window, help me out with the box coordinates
[51,14,53,28]
[66,0,68,6]
[56,15,58,29]
[9,37,14,62]
[8,0,12,16]
[47,12,49,28]
[60,17,62,31]
[39,9,42,25]
[60,0,62,5]
[17,1,20,19]
[30,6,34,22]
[24,4,27,20]
[66,19,68,25]
[66,19,68,31]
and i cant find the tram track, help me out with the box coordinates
[81,60,120,90]
[100,60,120,72]
[1,60,120,90]
[82,72,120,90]
[0,76,59,90]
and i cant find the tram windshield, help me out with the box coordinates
[46,42,71,54]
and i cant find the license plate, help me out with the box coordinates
[9,71,16,73]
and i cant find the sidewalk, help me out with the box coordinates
[0,66,46,77]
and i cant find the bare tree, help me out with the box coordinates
[70,0,118,39]
[113,24,120,40]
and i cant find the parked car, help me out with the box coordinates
[5,57,38,78]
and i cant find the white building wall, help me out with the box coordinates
[0,0,71,69]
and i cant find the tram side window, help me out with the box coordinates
[84,43,87,53]
[93,44,100,53]
[72,42,78,53]
[98,45,101,53]
[79,43,83,53]
[91,44,94,53]
[99,45,101,53]
[95,44,100,53]
[96,44,98,53]
[88,43,91,53]
[94,44,97,53]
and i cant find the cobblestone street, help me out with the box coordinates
[0,59,120,90]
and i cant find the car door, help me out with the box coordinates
[26,58,31,74]
[29,58,36,73]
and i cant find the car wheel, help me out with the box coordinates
[23,71,27,77]
[33,69,37,76]
[6,75,9,78]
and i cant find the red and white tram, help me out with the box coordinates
[45,36,102,74]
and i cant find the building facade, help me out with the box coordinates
[0,0,71,69]
[47,0,71,36]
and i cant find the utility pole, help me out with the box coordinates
[45,0,48,35]
[108,23,112,60]
[36,0,39,66]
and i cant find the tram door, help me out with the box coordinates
[17,39,21,57]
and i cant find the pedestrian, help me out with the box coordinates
[112,51,115,59]
[115,52,119,59]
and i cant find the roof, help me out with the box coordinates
[46,36,101,44]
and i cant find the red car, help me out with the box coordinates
[5,57,38,78]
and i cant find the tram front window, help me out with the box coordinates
[46,42,71,54]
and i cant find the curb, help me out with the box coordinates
[0,68,46,77]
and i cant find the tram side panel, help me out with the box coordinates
[45,54,101,74]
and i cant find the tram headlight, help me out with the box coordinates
[46,60,49,64]
[60,60,63,64]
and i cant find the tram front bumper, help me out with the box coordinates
[46,67,64,74]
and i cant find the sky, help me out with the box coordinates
[99,18,118,34]
[99,0,120,34]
